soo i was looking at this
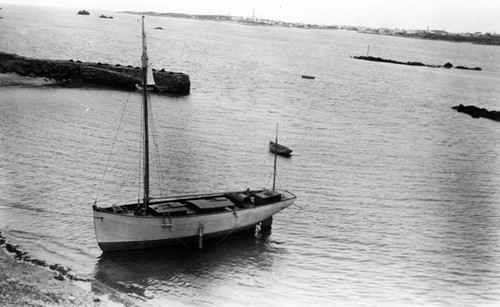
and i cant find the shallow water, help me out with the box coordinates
[1,4,500,306]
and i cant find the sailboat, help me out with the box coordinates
[269,124,293,156]
[92,16,297,252]
[135,63,156,91]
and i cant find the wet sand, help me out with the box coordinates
[0,233,143,306]
[0,72,57,87]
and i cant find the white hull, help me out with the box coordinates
[93,190,296,251]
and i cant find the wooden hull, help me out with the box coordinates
[93,189,296,252]
[269,141,293,156]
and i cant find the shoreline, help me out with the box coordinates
[121,11,500,46]
[0,231,144,306]
[0,72,58,87]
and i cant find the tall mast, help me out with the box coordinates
[272,123,278,191]
[141,16,150,210]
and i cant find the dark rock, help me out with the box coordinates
[406,61,425,66]
[30,258,48,267]
[77,10,89,15]
[352,56,481,71]
[452,104,500,121]
[49,264,69,275]
[155,27,164,30]
[456,65,483,71]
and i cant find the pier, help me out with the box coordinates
[0,51,190,95]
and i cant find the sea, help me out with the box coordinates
[1,4,500,307]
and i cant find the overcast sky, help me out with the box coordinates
[3,0,500,33]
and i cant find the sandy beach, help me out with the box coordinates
[0,72,57,87]
[0,232,142,307]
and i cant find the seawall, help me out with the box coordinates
[452,104,500,121]
[352,55,481,71]
[0,52,190,95]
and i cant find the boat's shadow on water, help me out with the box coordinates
[93,230,283,298]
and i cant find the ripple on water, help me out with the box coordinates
[1,6,500,306]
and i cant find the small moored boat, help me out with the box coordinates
[269,141,293,156]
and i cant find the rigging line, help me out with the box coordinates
[147,93,168,197]
[152,113,167,196]
[94,92,132,205]
[276,171,282,188]
[267,170,281,189]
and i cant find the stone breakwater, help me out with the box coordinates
[352,55,482,71]
[452,104,500,121]
[0,51,190,95]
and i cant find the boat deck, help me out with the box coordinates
[94,189,295,217]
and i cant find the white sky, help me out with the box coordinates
[3,0,500,33]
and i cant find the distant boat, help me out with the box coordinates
[93,16,297,252]
[301,75,315,79]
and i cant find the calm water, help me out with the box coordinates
[1,5,500,306]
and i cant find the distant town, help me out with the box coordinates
[122,11,500,46]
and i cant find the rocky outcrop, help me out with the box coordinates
[352,56,481,71]
[0,52,190,95]
[77,10,89,15]
[452,104,500,121]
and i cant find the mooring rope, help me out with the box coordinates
[215,214,239,246]
[166,227,192,249]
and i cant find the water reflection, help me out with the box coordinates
[94,231,284,302]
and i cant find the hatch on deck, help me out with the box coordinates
[187,198,235,212]
[149,202,187,216]
[254,190,281,205]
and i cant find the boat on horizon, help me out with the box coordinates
[92,16,297,252]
